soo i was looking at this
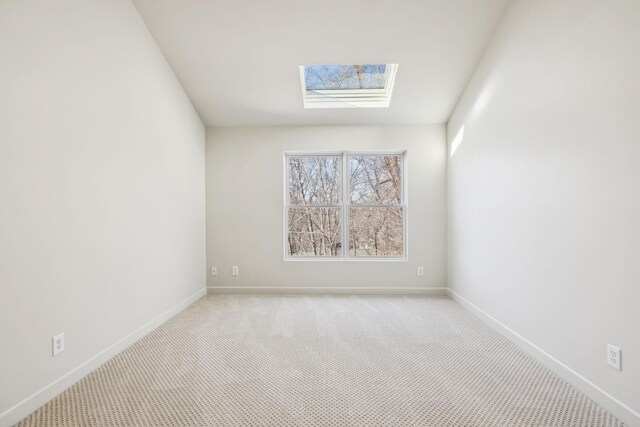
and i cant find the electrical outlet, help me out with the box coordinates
[417,266,424,276]
[232,266,239,276]
[607,344,621,371]
[52,333,64,356]
[210,266,217,276]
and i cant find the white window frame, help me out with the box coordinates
[299,64,398,109]
[284,151,408,262]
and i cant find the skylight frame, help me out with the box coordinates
[299,64,398,109]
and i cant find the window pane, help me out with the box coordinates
[348,207,403,257]
[288,156,342,205]
[288,207,342,257]
[304,65,387,91]
[349,155,402,205]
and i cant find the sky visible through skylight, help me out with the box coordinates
[304,65,387,91]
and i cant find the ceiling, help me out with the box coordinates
[131,0,510,127]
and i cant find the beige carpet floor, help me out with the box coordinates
[16,295,624,426]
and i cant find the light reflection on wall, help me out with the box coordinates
[450,125,465,158]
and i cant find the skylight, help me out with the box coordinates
[299,64,398,109]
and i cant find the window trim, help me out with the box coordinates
[299,64,399,109]
[283,150,408,262]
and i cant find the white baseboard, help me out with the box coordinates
[0,287,207,427]
[208,286,448,296]
[447,289,640,427]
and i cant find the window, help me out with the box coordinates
[299,64,398,109]
[285,152,406,260]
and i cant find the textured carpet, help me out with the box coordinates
[16,295,624,426]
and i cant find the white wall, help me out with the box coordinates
[447,0,640,424]
[0,1,205,425]
[206,125,446,291]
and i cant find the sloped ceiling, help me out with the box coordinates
[132,0,510,127]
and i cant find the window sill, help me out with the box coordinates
[284,257,408,262]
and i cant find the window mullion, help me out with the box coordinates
[342,153,348,259]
